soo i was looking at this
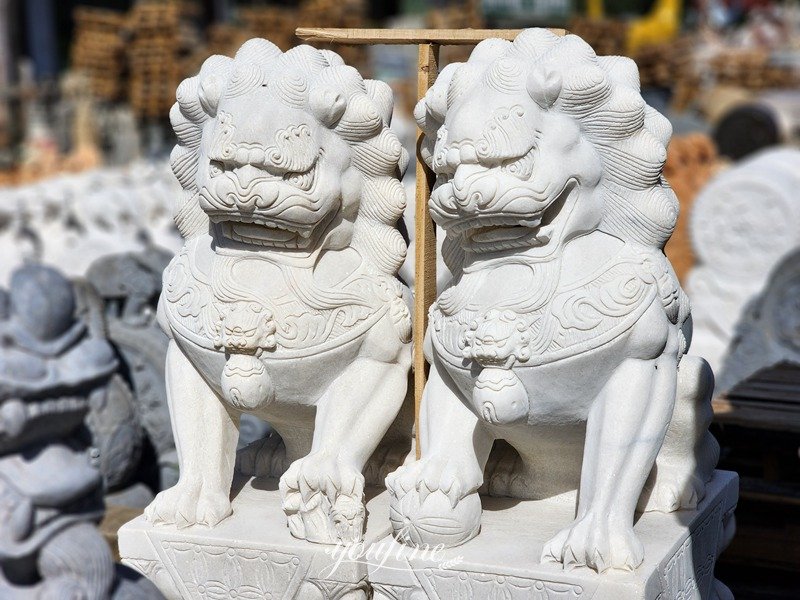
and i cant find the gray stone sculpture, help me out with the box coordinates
[85,248,178,495]
[717,247,800,395]
[0,264,163,599]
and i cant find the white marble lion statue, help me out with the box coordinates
[144,39,412,545]
[387,29,719,573]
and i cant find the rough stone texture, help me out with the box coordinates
[687,148,800,378]
[716,246,800,395]
[86,248,178,493]
[0,264,163,599]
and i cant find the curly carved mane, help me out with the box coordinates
[416,29,678,272]
[169,38,409,277]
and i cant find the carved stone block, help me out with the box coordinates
[120,477,389,599]
[371,471,738,600]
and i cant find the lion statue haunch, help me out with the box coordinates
[386,30,720,572]
[144,39,412,545]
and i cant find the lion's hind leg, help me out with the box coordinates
[542,348,678,573]
[638,354,719,513]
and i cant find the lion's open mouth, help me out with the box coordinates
[464,222,552,252]
[453,215,551,252]
[453,178,574,253]
[220,218,314,249]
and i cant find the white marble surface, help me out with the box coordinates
[121,477,390,600]
[373,470,737,600]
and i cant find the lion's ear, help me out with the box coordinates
[199,74,223,117]
[526,68,562,109]
[310,86,347,128]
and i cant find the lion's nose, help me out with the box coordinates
[232,164,262,191]
[452,165,497,208]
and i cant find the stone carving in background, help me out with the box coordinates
[386,29,727,586]
[687,148,800,377]
[717,247,800,395]
[143,39,413,546]
[0,161,183,285]
[85,248,178,497]
[0,265,163,599]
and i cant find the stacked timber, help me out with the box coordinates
[70,7,126,102]
[127,1,203,120]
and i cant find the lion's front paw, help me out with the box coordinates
[541,513,644,573]
[386,456,482,508]
[145,480,232,528]
[279,452,365,544]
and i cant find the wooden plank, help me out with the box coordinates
[712,396,800,433]
[296,27,567,45]
[414,43,439,459]
[100,505,143,560]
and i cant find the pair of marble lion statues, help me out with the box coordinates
[145,29,719,574]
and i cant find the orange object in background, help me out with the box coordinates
[663,133,725,283]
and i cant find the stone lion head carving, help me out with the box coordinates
[416,30,678,275]
[170,38,409,276]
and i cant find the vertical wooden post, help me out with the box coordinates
[414,43,439,459]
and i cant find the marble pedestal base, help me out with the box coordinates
[369,470,737,600]
[119,471,737,600]
[118,477,391,600]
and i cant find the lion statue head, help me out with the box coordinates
[416,29,678,277]
[169,38,409,276]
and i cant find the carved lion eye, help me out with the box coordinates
[283,168,315,191]
[209,160,224,177]
[501,149,535,181]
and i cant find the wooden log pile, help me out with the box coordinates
[233,1,368,71]
[635,36,694,89]
[239,5,299,52]
[298,0,368,72]
[70,7,127,102]
[568,17,627,57]
[127,1,204,120]
[709,49,800,90]
[427,0,485,65]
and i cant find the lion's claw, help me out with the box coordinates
[386,456,481,508]
[145,479,232,528]
[280,452,365,544]
[541,513,643,573]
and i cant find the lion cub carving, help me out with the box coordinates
[144,39,412,544]
[387,30,719,572]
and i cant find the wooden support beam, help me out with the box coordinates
[293,27,566,460]
[413,43,439,459]
[296,28,569,45]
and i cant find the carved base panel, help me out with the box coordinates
[118,477,391,600]
[369,470,738,600]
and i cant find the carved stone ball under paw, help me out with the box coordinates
[390,490,481,548]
